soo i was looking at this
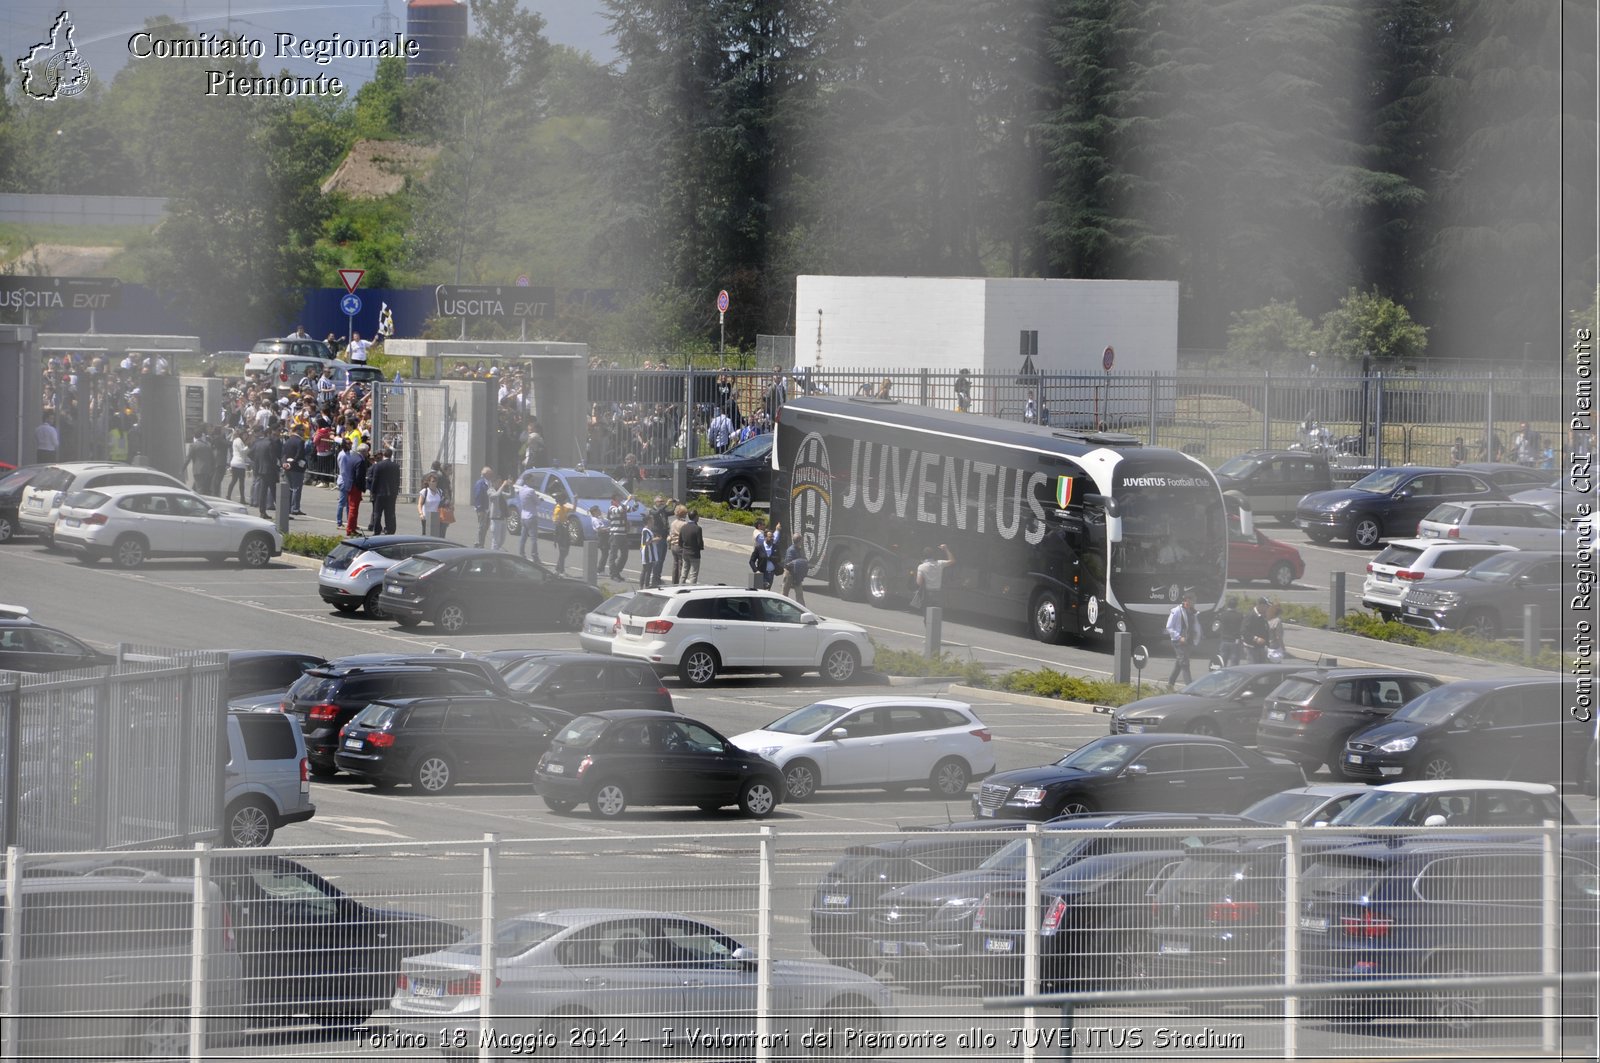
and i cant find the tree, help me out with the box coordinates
[1316,288,1427,363]
[1226,300,1318,358]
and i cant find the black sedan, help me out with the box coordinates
[535,709,785,818]
[0,617,112,673]
[378,548,604,634]
[686,433,773,510]
[335,696,574,793]
[1103,664,1306,744]
[1295,466,1507,548]
[971,734,1304,821]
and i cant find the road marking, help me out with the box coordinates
[315,816,410,839]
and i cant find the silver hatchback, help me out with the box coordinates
[318,535,451,617]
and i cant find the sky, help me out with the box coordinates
[2,0,614,90]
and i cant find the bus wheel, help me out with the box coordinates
[832,551,865,602]
[1030,590,1066,644]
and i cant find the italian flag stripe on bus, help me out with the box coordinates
[1056,476,1073,507]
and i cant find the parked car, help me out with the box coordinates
[223,709,315,846]
[1453,461,1553,491]
[0,464,44,542]
[810,827,1025,970]
[1326,779,1577,828]
[1213,450,1334,523]
[1255,667,1443,777]
[496,652,674,713]
[506,466,643,540]
[19,462,248,544]
[1297,838,1598,1031]
[1398,549,1565,638]
[221,649,329,701]
[334,696,574,793]
[972,734,1304,820]
[318,534,452,617]
[1341,676,1587,785]
[265,356,384,398]
[243,335,334,373]
[1227,521,1304,588]
[386,908,892,1050]
[0,616,112,673]
[1414,500,1565,549]
[1237,784,1372,826]
[378,548,604,634]
[1103,664,1307,745]
[1295,466,1507,548]
[687,432,774,510]
[534,709,786,818]
[1511,477,1582,518]
[282,654,520,775]
[578,590,634,654]
[1359,538,1515,620]
[1145,835,1291,987]
[53,485,281,568]
[612,586,874,686]
[732,697,994,801]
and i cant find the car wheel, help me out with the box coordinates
[239,532,274,568]
[724,479,755,511]
[412,753,455,794]
[1299,758,1323,776]
[1030,589,1065,643]
[1425,959,1486,1034]
[543,796,576,814]
[590,780,628,818]
[1419,755,1456,781]
[394,615,421,628]
[435,600,469,634]
[1055,795,1096,816]
[223,797,275,847]
[112,534,147,569]
[1349,513,1382,548]
[1268,561,1296,589]
[331,599,359,614]
[784,760,820,801]
[1305,527,1334,544]
[1460,609,1500,639]
[560,597,588,632]
[360,586,387,619]
[1187,720,1220,737]
[831,550,864,601]
[506,512,521,537]
[125,1000,189,1059]
[0,515,12,543]
[679,645,720,686]
[309,761,339,779]
[820,643,860,684]
[738,778,778,818]
[929,757,970,797]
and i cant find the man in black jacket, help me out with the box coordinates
[1240,597,1272,664]
[281,425,308,516]
[367,448,401,535]
[248,429,281,520]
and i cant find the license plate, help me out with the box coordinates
[984,937,1014,953]
[977,806,995,818]
[1299,916,1328,933]
[1267,710,1286,721]
[26,498,43,510]
[343,737,363,750]
[1158,941,1191,955]
[61,518,80,527]
[545,763,564,775]
[1125,723,1145,733]
[822,894,850,907]
[878,940,900,956]
[1346,754,1362,764]
[1421,529,1440,538]
[385,583,400,594]
[411,980,442,998]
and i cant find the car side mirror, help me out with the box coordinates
[1123,763,1149,777]
[801,613,820,625]
[1394,487,1413,499]
[730,946,758,968]
[206,509,220,518]
[828,727,848,740]
[1311,820,1330,828]
[1423,814,1448,828]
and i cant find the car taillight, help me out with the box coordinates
[972,894,990,931]
[656,686,670,698]
[445,974,500,995]
[278,698,291,713]
[1339,911,1392,938]
[347,563,371,578]
[643,619,674,634]
[969,728,992,742]
[1446,527,1459,538]
[279,371,288,382]
[1042,896,1069,933]
[83,513,108,526]
[612,617,621,633]
[369,732,396,748]
[577,755,593,776]
[221,903,235,951]
[1365,563,1374,573]
[1289,707,1322,724]
[1396,570,1423,581]
[396,973,409,991]
[1208,900,1260,923]
[300,758,309,782]
[309,702,339,721]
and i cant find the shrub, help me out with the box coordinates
[986,668,1142,707]
[282,531,343,559]
[871,645,988,684]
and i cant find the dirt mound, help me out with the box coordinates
[3,244,120,276]
[320,139,440,199]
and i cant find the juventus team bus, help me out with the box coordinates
[774,396,1227,643]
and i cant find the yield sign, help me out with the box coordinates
[337,269,365,295]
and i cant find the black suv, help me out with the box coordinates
[335,696,573,793]
[494,652,674,713]
[1295,466,1507,548]
[1255,667,1441,777]
[1213,449,1333,523]
[687,433,774,510]
[282,654,519,775]
[1399,549,1565,639]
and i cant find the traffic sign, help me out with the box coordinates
[717,289,730,314]
[340,293,362,316]
[516,275,530,287]
[338,269,365,294]
[1102,345,1115,372]
[1131,644,1149,671]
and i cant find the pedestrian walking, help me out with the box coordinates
[227,430,251,504]
[551,496,575,574]
[668,505,689,584]
[282,425,308,515]
[915,544,954,626]
[471,467,493,548]
[516,473,543,563]
[678,511,704,584]
[639,519,662,588]
[248,429,280,520]
[1165,591,1199,690]
[1212,597,1244,667]
[750,527,778,589]
[366,448,400,535]
[34,412,60,464]
[1265,601,1286,662]
[417,474,444,536]
[646,498,672,588]
[592,505,611,573]
[1241,597,1272,664]
[181,430,215,494]
[488,477,514,551]
[781,539,809,604]
[606,494,634,579]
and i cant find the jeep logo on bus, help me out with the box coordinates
[790,432,833,564]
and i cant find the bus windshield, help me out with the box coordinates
[1114,490,1226,573]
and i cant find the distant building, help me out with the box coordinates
[406,0,467,80]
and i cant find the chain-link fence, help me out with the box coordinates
[1,824,1591,1061]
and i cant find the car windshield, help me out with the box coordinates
[451,918,564,959]
[350,703,400,729]
[1386,684,1486,725]
[324,542,362,566]
[729,435,773,458]
[391,557,444,579]
[595,594,634,618]
[559,474,628,498]
[1461,554,1526,583]
[63,489,108,510]
[761,702,849,735]
[1347,469,1408,494]
[980,833,1095,873]
[1054,739,1137,772]
[620,594,669,618]
[0,468,37,491]
[553,716,611,748]
[1180,670,1251,698]
[1328,791,1418,826]
[502,660,558,691]
[1215,456,1260,478]
[1240,791,1327,823]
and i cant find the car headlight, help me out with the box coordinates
[943,897,980,909]
[1012,787,1047,806]
[756,746,783,760]
[1431,591,1460,606]
[1326,498,1354,512]
[697,466,725,477]
[1377,736,1417,753]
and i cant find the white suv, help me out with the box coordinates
[1360,538,1516,620]
[611,587,874,686]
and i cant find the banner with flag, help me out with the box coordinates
[376,302,395,339]
[1055,475,1074,508]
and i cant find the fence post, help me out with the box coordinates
[1524,604,1542,661]
[1262,371,1272,450]
[583,540,599,586]
[1486,372,1495,461]
[756,826,774,1063]
[2,678,21,850]
[1540,820,1558,1054]
[1282,821,1300,1061]
[1148,372,1158,445]
[2,845,21,1062]
[1328,572,1346,625]
[923,607,942,658]
[477,832,498,1063]
[189,841,211,1063]
[683,368,698,461]
[1373,372,1385,469]
[919,367,931,408]
[1023,822,1042,1063]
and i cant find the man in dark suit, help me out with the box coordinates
[281,425,308,515]
[367,447,401,535]
[248,428,282,520]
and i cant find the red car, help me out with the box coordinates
[1228,522,1304,588]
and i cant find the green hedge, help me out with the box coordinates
[1333,611,1565,671]
[871,644,1144,707]
[282,531,343,559]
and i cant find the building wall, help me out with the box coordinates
[980,278,1179,376]
[793,276,989,372]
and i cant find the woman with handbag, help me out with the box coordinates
[1265,601,1286,662]
[417,474,444,536]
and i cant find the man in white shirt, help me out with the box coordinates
[35,413,60,463]
[347,332,372,364]
[1165,592,1199,690]
[915,544,954,627]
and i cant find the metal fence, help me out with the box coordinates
[371,381,454,499]
[1,824,1591,1061]
[583,367,1568,473]
[0,648,225,852]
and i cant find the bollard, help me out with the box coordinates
[583,540,600,586]
[1524,604,1541,661]
[924,606,942,657]
[673,459,688,504]
[275,481,290,535]
[425,511,441,539]
[1112,631,1132,685]
[1328,571,1346,624]
[747,570,759,590]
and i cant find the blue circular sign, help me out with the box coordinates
[340,293,362,316]
[716,289,730,313]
